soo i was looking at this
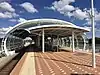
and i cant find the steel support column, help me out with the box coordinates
[82,35,86,51]
[69,37,72,48]
[37,35,40,47]
[72,31,75,52]
[57,35,59,52]
[75,36,79,50]
[42,28,45,53]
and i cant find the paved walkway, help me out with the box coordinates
[10,51,100,75]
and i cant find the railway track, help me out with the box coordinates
[0,51,25,75]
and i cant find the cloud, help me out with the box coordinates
[84,21,91,26]
[73,8,88,20]
[45,0,76,18]
[0,12,19,18]
[9,18,27,23]
[44,6,55,10]
[45,0,88,20]
[20,2,38,13]
[9,19,17,22]
[95,12,100,22]
[0,34,5,38]
[45,0,100,22]
[59,5,75,13]
[0,2,15,12]
[0,2,19,19]
[95,13,100,21]
[18,18,27,23]
[51,0,88,20]
[84,8,100,22]
[65,12,73,18]
[0,26,13,31]
[0,0,11,3]
[0,26,13,38]
[83,9,100,26]
[52,0,75,9]
[19,11,24,13]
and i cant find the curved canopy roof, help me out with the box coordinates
[6,19,90,36]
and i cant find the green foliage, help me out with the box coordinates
[89,37,100,44]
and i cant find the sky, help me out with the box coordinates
[0,0,100,38]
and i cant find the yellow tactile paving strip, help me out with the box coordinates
[19,52,36,75]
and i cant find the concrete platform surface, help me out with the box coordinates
[10,51,100,75]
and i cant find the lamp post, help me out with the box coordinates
[91,0,96,68]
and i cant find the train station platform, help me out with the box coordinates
[10,51,100,75]
[0,18,97,75]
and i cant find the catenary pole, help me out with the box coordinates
[91,0,96,68]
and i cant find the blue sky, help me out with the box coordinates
[0,0,100,38]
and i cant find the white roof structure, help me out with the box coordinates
[5,19,90,36]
